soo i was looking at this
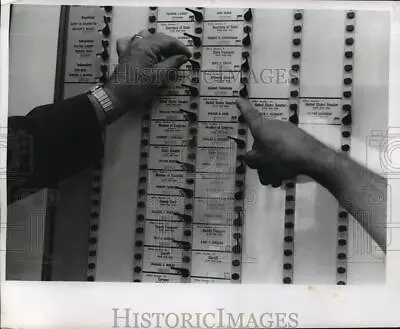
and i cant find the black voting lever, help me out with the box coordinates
[185,8,203,22]
[183,33,202,47]
[181,84,199,97]
[179,109,197,122]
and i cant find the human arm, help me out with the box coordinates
[236,98,387,252]
[7,32,191,203]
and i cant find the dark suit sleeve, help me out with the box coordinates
[7,94,104,203]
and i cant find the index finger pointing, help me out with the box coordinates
[236,98,265,139]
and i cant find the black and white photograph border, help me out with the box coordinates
[1,0,400,328]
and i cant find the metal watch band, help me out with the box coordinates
[89,85,123,124]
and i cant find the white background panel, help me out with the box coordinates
[7,5,60,280]
[346,10,390,284]
[250,9,292,98]
[300,10,345,98]
[242,133,286,283]
[292,124,341,284]
[95,6,148,281]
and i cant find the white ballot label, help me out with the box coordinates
[191,250,232,279]
[144,221,184,248]
[196,148,236,173]
[142,273,181,283]
[157,22,194,46]
[197,122,238,148]
[199,97,240,122]
[157,8,194,21]
[200,71,241,96]
[251,98,290,121]
[145,195,185,221]
[147,170,185,196]
[65,7,103,83]
[299,98,341,124]
[193,198,236,225]
[192,224,233,251]
[195,173,236,199]
[201,47,242,71]
[205,8,244,21]
[148,146,188,171]
[151,96,189,121]
[142,247,183,274]
[203,21,243,46]
[149,121,188,146]
[191,277,230,283]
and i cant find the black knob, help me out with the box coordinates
[193,51,201,59]
[233,216,242,227]
[342,114,352,125]
[184,33,202,47]
[179,109,197,122]
[181,84,199,97]
[289,113,299,125]
[174,186,193,198]
[102,24,110,37]
[228,136,246,149]
[174,160,195,172]
[244,8,253,21]
[185,8,203,22]
[232,245,241,253]
[239,85,248,98]
[172,240,191,251]
[242,33,251,46]
[100,64,108,74]
[188,59,200,71]
[236,161,246,174]
[99,49,109,60]
[171,266,190,277]
[98,74,107,84]
[241,58,250,72]
[188,136,197,148]
[102,39,109,48]
[173,212,192,223]
[104,6,112,12]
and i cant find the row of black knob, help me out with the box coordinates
[148,7,252,23]
[87,163,103,281]
[98,9,111,84]
[335,12,355,286]
[284,9,301,283]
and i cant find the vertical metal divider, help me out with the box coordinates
[132,6,159,282]
[231,8,253,284]
[180,7,205,283]
[282,9,304,285]
[86,5,113,281]
[42,5,70,281]
[336,10,356,285]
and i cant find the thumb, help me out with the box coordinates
[153,54,190,85]
[116,37,132,59]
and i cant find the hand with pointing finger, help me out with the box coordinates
[104,30,192,112]
[236,98,328,187]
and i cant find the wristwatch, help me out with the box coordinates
[87,85,123,126]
